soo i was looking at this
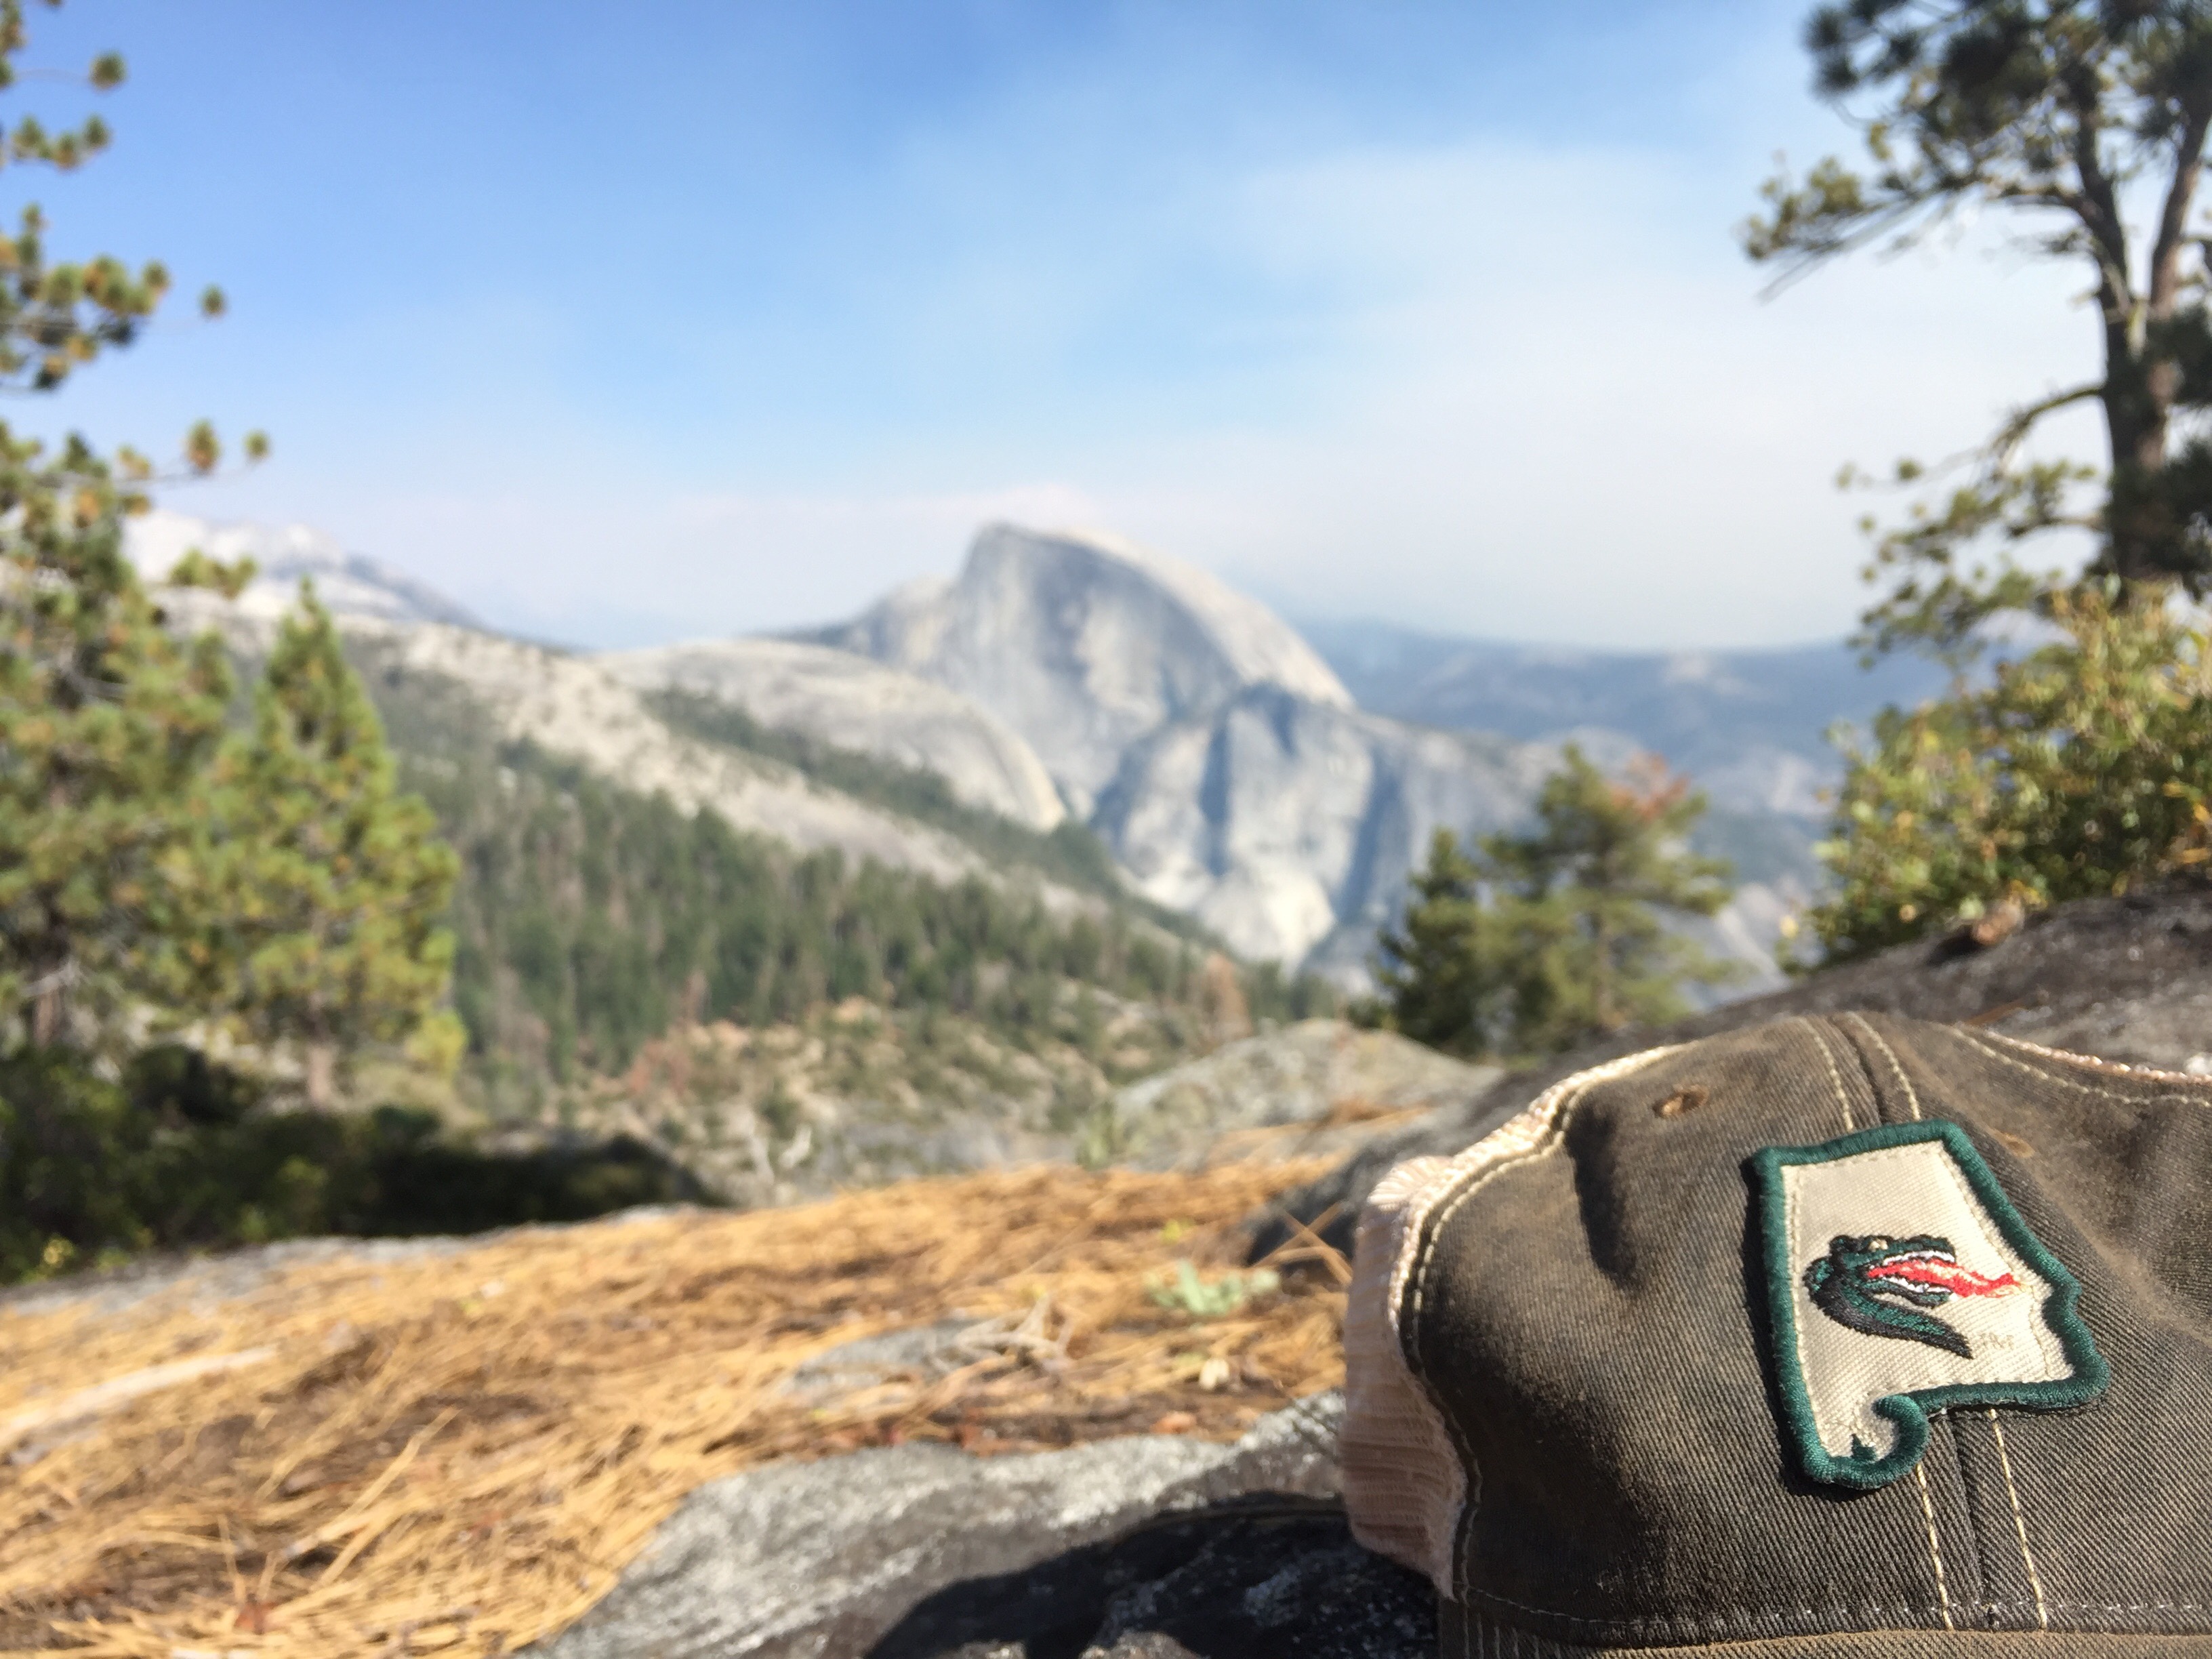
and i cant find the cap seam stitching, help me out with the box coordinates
[1975,1027,2212,1088]
[1952,1025,2212,1105]
[1452,1580,2209,1635]
[1796,1015,1859,1133]
[1935,1416,2003,1627]
[1988,1410,2051,1631]
[1845,1012,1925,1122]
[1832,1013,1979,1610]
[1914,1460,1958,1629]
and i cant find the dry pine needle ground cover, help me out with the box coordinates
[0,1160,1346,1658]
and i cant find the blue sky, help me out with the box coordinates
[21,2,2102,647]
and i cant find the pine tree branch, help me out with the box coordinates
[2149,102,2212,321]
[2066,113,2137,323]
[1990,382,2106,463]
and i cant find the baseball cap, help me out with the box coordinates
[1341,1012,2212,1654]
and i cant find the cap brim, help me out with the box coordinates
[1445,1604,2204,1656]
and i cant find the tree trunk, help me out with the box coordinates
[29,985,60,1049]
[2100,338,2174,588]
[1591,913,1616,1034]
[2096,105,2211,589]
[305,1042,335,1109]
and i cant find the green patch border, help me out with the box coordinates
[1747,1119,2107,1491]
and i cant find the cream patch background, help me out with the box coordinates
[1782,1140,2068,1459]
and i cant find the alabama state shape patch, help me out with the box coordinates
[1747,1120,2106,1490]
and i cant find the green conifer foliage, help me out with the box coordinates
[1488,750,1740,1054]
[1366,828,1500,1057]
[199,587,458,1103]
[0,1,259,1048]
[0,438,235,1046]
[1373,747,1738,1061]
[0,1,184,394]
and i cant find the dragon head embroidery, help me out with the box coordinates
[1803,1233,2019,1358]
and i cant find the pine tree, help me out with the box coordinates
[198,587,458,1105]
[1373,748,1738,1061]
[0,1,260,1050]
[1748,3,2212,657]
[0,438,243,1047]
[1370,829,1504,1057]
[1486,749,1740,1054]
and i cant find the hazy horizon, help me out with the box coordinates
[131,504,1923,661]
[43,2,2104,652]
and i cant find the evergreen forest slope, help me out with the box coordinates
[248,624,1334,1205]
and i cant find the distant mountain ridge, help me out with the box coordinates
[798,523,1794,990]
[600,637,1067,832]
[798,523,1353,818]
[138,511,1937,996]
[1300,618,1947,817]
[127,510,482,630]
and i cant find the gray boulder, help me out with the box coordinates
[1111,1018,1499,1172]
[529,1392,1418,1659]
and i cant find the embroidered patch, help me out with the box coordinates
[1747,1120,2106,1490]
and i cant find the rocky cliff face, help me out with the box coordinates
[1094,685,1548,970]
[804,525,1548,975]
[598,638,1065,832]
[803,523,1353,819]
[806,524,1787,989]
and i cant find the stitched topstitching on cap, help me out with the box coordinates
[1951,1025,2212,1105]
[1845,1012,1926,1122]
[1795,1015,1859,1134]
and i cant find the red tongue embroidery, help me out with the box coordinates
[1868,1253,2020,1298]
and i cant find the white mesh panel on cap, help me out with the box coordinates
[1343,1152,1465,1593]
[1340,1044,1682,1599]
